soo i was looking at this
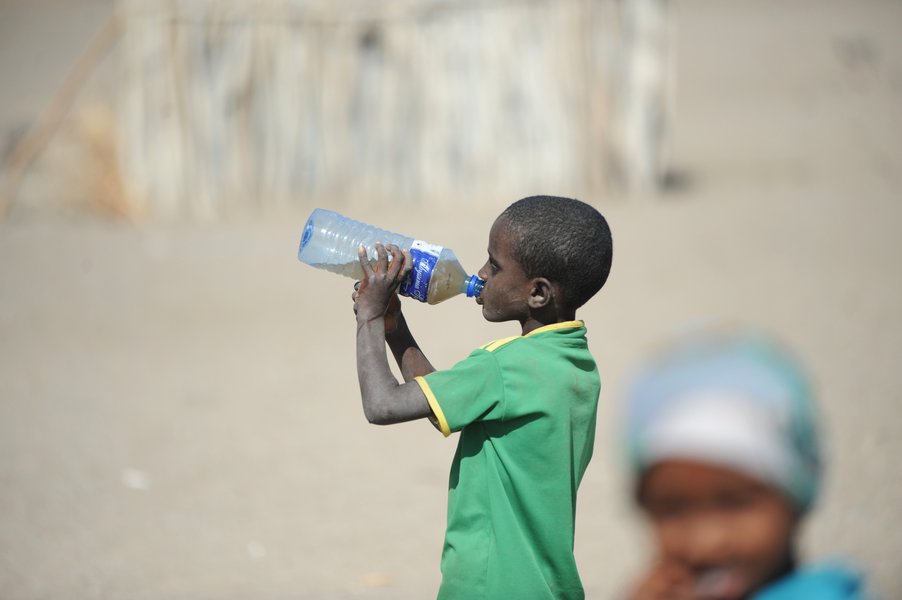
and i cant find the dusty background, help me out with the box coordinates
[1,1,901,598]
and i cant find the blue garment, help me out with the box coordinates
[754,563,868,600]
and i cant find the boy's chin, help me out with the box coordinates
[480,310,511,324]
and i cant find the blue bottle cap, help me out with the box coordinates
[466,275,485,298]
[301,219,314,250]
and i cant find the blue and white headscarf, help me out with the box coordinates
[624,327,823,513]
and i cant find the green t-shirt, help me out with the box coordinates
[415,321,600,600]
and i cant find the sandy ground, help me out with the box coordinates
[1,1,902,598]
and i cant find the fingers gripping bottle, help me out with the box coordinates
[297,208,485,305]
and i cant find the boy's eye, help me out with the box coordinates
[489,261,499,274]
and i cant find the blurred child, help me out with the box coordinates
[351,196,613,599]
[622,328,869,600]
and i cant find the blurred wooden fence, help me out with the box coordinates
[116,0,630,219]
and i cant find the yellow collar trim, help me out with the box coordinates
[481,320,585,352]
[524,320,585,337]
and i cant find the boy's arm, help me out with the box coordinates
[385,311,435,381]
[354,243,433,425]
[356,279,435,381]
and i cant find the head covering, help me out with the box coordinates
[624,326,822,513]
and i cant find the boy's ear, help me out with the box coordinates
[527,277,554,309]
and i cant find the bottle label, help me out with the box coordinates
[399,240,442,302]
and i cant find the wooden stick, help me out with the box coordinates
[0,13,122,221]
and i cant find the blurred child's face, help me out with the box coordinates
[640,460,798,600]
[476,217,533,323]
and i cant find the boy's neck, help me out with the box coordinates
[520,281,576,335]
[520,311,578,336]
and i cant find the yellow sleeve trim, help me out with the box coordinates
[415,376,451,438]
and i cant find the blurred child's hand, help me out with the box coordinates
[627,559,694,600]
[352,243,411,331]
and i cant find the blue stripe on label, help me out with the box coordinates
[399,241,441,302]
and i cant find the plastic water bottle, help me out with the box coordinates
[297,208,485,305]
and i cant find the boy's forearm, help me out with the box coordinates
[385,313,435,381]
[356,317,431,425]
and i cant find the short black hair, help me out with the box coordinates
[500,195,613,310]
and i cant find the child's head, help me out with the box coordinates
[477,195,612,322]
[623,327,822,599]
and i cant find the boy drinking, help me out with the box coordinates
[621,327,869,600]
[351,195,613,599]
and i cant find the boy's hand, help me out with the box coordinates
[353,282,405,334]
[382,291,404,335]
[352,243,412,330]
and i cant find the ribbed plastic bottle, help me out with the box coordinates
[297,208,484,305]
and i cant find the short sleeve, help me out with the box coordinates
[416,349,505,436]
